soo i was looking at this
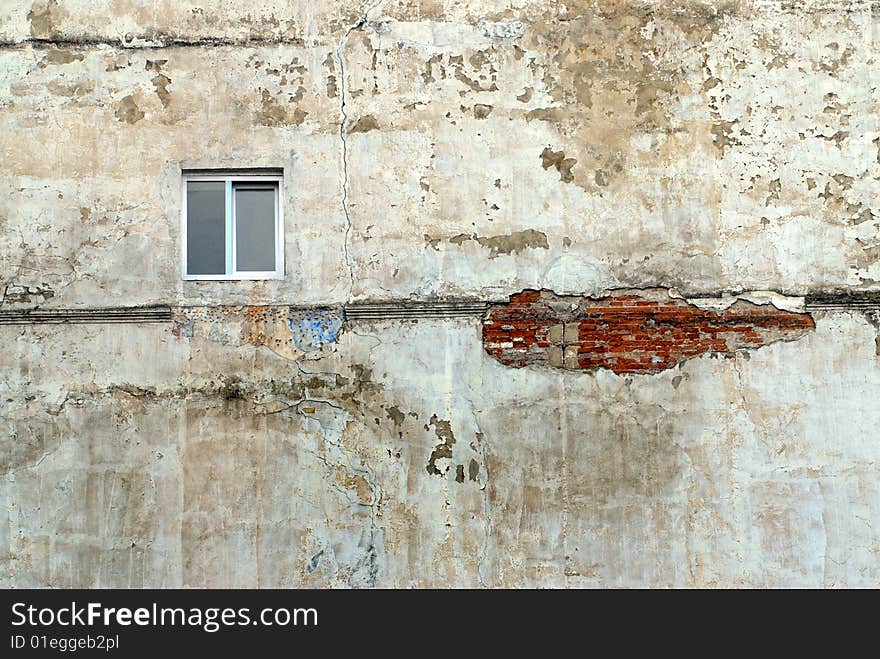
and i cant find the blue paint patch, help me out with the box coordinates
[288,308,345,351]
[172,318,194,338]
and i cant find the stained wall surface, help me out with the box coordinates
[1,0,879,587]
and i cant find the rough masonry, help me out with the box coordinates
[483,289,816,373]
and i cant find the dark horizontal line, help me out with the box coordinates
[0,320,168,325]
[345,301,489,320]
[806,302,880,306]
[804,292,880,309]
[1,292,878,325]
[346,314,486,319]
[0,306,172,325]
[346,308,488,313]
[0,36,308,50]
[805,305,880,310]
[347,303,488,308]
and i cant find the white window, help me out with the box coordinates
[181,171,284,280]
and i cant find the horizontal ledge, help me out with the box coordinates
[346,312,483,322]
[345,301,488,320]
[0,306,172,325]
[0,36,309,50]
[3,292,879,325]
[805,292,880,309]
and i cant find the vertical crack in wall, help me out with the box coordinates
[336,2,384,302]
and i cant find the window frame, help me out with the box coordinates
[181,173,284,281]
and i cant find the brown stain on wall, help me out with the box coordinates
[151,74,172,108]
[338,469,374,504]
[432,230,550,258]
[513,1,745,194]
[257,89,308,126]
[473,104,493,119]
[425,415,455,476]
[27,0,63,39]
[42,50,84,66]
[475,230,549,257]
[114,95,144,124]
[349,114,379,133]
[47,81,94,97]
[540,147,577,183]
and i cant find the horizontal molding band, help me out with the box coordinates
[0,36,309,50]
[805,292,880,310]
[805,305,880,309]
[0,306,173,325]
[344,302,489,320]
[2,292,879,325]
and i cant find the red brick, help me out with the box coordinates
[483,290,815,374]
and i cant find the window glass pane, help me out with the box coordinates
[235,185,276,272]
[186,181,226,275]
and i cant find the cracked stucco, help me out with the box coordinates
[2,1,880,587]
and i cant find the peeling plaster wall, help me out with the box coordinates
[3,312,880,587]
[2,1,880,587]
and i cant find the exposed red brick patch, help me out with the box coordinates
[482,289,815,374]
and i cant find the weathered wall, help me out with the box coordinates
[2,0,880,587]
